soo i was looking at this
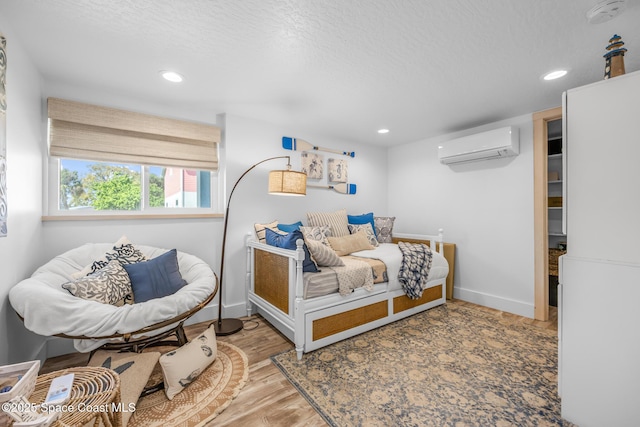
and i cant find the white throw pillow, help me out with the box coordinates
[159,325,218,400]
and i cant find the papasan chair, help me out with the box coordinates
[9,239,218,353]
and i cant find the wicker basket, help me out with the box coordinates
[549,248,567,276]
[0,360,40,403]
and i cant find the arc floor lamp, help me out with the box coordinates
[214,156,307,335]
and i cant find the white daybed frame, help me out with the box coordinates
[246,230,449,359]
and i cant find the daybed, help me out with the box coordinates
[9,242,217,353]
[246,224,454,359]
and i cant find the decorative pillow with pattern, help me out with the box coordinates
[305,239,344,267]
[300,225,332,246]
[347,212,377,237]
[62,260,134,306]
[72,235,147,279]
[374,216,396,243]
[348,223,379,247]
[159,324,218,400]
[306,208,350,237]
[254,220,283,243]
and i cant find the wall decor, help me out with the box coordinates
[307,183,357,195]
[0,32,7,237]
[328,158,348,183]
[301,151,323,179]
[604,34,627,79]
[282,136,355,158]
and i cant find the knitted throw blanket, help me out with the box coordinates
[397,241,434,300]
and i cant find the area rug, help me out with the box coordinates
[129,341,248,427]
[272,303,573,427]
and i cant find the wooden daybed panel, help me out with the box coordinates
[312,300,388,341]
[254,248,289,314]
[393,284,442,314]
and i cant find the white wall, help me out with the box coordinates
[388,114,535,317]
[0,21,47,365]
[221,114,389,316]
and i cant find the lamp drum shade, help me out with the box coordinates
[269,170,307,196]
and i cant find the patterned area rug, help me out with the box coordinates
[272,303,573,426]
[129,341,248,427]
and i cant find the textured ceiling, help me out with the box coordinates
[1,0,639,146]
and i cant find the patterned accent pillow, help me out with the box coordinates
[347,212,377,237]
[305,239,344,267]
[62,260,134,306]
[328,230,375,256]
[159,325,217,400]
[348,223,379,247]
[374,216,396,243]
[72,235,147,279]
[299,225,332,246]
[254,220,282,243]
[306,208,350,237]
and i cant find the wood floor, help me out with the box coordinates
[41,300,558,426]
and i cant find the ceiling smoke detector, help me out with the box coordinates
[586,0,627,24]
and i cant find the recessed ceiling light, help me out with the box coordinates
[160,70,183,83]
[542,70,568,81]
[377,128,389,134]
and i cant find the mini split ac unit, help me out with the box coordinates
[438,126,520,165]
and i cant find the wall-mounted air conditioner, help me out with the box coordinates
[438,126,520,165]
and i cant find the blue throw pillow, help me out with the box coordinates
[124,249,187,303]
[347,212,376,237]
[277,221,303,233]
[265,228,319,273]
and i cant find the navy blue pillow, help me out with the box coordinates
[348,212,376,237]
[124,249,187,303]
[265,228,319,273]
[277,221,303,233]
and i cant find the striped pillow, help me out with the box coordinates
[254,220,281,243]
[305,239,344,267]
[306,209,350,237]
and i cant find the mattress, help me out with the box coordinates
[303,243,449,299]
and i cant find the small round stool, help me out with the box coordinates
[30,367,121,427]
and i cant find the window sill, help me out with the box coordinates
[42,213,223,221]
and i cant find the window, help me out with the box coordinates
[53,159,215,214]
[45,98,222,218]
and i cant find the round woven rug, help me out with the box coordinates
[128,341,248,427]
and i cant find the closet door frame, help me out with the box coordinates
[533,106,562,321]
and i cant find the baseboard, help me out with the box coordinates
[453,287,534,318]
[185,304,217,326]
[45,336,77,359]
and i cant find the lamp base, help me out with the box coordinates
[214,318,244,336]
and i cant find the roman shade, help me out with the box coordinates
[47,98,220,171]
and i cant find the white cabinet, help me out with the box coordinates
[560,70,640,426]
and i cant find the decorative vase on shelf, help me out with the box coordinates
[603,34,627,79]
